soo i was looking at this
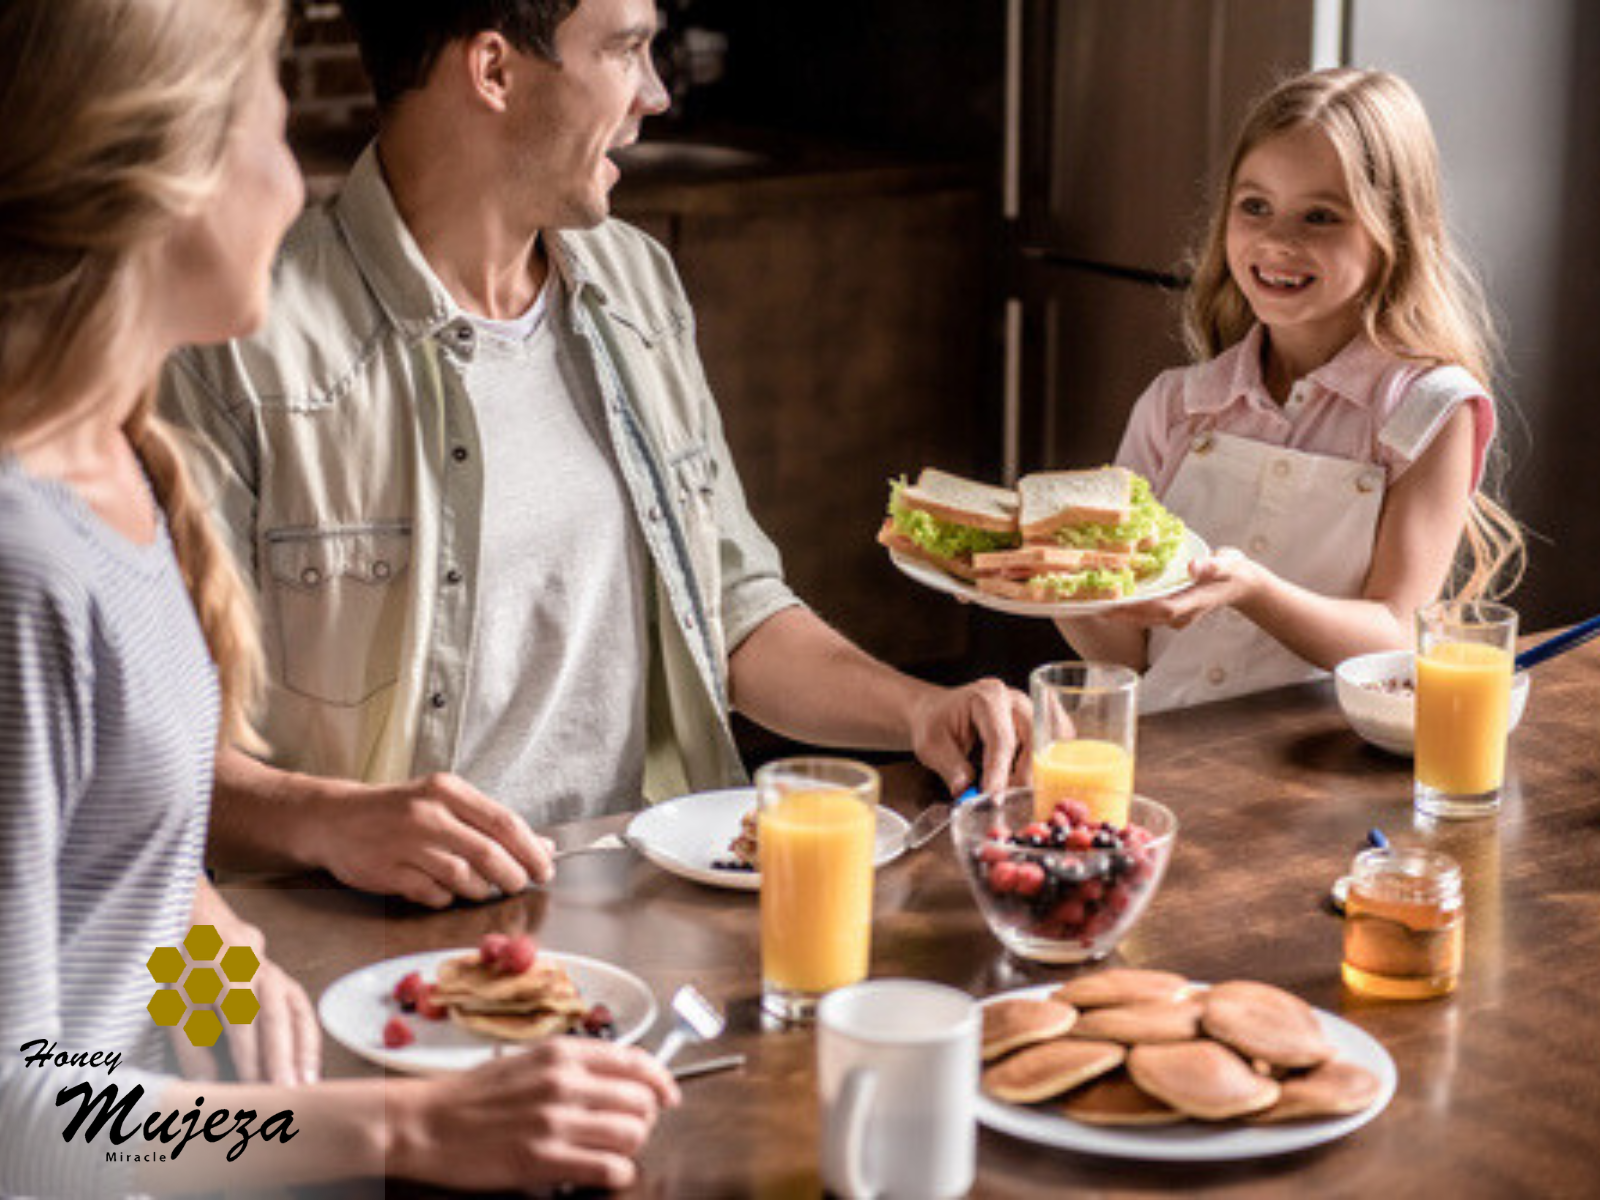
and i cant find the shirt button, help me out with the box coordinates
[1248,535,1269,555]
[454,323,474,344]
[1207,666,1227,686]
[452,446,470,463]
[430,692,447,709]
[372,560,391,580]
[683,611,695,631]
[300,567,321,586]
[1273,459,1291,478]
[648,505,662,523]
[445,568,464,585]
[1191,432,1214,454]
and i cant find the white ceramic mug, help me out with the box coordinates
[816,979,979,1199]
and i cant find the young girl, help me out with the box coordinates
[1059,68,1522,712]
[0,0,673,1193]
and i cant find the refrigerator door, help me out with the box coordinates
[1014,262,1189,473]
[1019,0,1318,272]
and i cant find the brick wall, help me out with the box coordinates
[282,0,374,136]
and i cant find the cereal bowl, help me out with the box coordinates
[1334,649,1530,757]
[951,789,1176,964]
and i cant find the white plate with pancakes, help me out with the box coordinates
[889,528,1209,619]
[319,947,658,1075]
[976,983,1397,1162]
[624,786,913,892]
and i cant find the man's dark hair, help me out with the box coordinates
[336,0,582,109]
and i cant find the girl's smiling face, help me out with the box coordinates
[1226,124,1378,363]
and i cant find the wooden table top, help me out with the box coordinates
[224,639,1600,1198]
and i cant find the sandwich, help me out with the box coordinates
[878,468,1022,581]
[972,544,1138,603]
[1019,468,1185,582]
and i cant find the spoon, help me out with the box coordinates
[653,984,726,1067]
[1515,613,1600,672]
[899,784,982,853]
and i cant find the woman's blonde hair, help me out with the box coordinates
[0,0,284,749]
[1184,67,1523,601]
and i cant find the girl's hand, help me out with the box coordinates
[1109,547,1262,629]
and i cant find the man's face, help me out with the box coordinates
[509,0,669,229]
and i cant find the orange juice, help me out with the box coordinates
[1032,739,1134,826]
[1415,641,1512,795]
[759,789,876,994]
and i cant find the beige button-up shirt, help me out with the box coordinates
[160,146,799,803]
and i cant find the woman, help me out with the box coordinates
[0,0,676,1193]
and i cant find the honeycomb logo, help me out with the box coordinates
[145,925,260,1047]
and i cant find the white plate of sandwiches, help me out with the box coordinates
[976,970,1397,1162]
[880,465,1210,618]
[319,943,658,1075]
[624,786,913,892]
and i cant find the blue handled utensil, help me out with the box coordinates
[1515,613,1600,672]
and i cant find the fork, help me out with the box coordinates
[653,984,726,1067]
[551,833,630,862]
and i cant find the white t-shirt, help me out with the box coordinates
[455,284,651,823]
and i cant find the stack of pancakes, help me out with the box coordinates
[726,808,759,868]
[981,969,1382,1126]
[431,951,588,1042]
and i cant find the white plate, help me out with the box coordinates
[976,984,1397,1162]
[624,786,913,892]
[318,947,657,1075]
[890,529,1209,619]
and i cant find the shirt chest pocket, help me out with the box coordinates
[263,524,412,707]
[668,443,720,582]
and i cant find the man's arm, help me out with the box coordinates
[212,749,555,906]
[728,606,1030,796]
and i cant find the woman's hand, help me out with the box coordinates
[1108,547,1263,630]
[173,878,320,1085]
[389,1039,681,1192]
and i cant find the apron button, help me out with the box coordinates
[1248,535,1269,555]
[1273,459,1291,478]
[1192,432,1214,454]
[1357,472,1381,494]
[1207,666,1227,686]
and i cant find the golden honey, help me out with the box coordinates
[1341,848,1463,1000]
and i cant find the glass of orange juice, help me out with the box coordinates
[1030,662,1138,827]
[1415,600,1517,819]
[756,758,879,1023]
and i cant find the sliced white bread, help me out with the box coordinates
[976,574,1127,604]
[877,520,982,582]
[972,544,1134,577]
[1019,467,1134,541]
[897,468,1019,535]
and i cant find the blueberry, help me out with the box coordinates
[1092,831,1116,849]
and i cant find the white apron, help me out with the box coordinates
[1140,366,1482,713]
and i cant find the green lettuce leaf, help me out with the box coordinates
[888,479,1021,559]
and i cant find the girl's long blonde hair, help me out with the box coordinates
[1184,68,1523,601]
[0,0,283,749]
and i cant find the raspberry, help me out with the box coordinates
[988,860,1019,894]
[582,1004,614,1034]
[1105,888,1132,916]
[479,932,511,967]
[1050,898,1086,927]
[382,1016,415,1049]
[985,823,1009,842]
[1079,879,1104,902]
[499,934,538,975]
[978,842,1008,865]
[392,971,426,1011]
[1066,827,1095,851]
[1021,823,1050,842]
[415,984,448,1021]
[1013,862,1045,898]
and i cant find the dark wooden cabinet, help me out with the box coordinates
[617,160,995,669]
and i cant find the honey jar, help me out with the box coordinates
[1341,847,1463,1000]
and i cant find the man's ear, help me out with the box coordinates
[462,31,515,113]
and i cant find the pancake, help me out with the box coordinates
[1059,1070,1184,1127]
[1068,998,1203,1045]
[450,1008,574,1042]
[1127,1040,1281,1120]
[982,997,1078,1061]
[1200,981,1333,1069]
[982,1039,1125,1104]
[433,954,580,1009]
[1247,1059,1383,1123]
[1053,968,1191,1010]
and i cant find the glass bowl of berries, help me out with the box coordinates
[951,788,1177,964]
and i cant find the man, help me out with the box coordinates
[161,0,1029,908]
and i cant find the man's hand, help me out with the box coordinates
[314,774,555,907]
[390,1039,681,1193]
[1109,547,1261,631]
[907,678,1031,796]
